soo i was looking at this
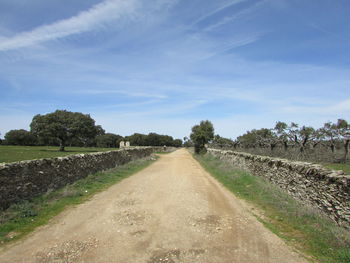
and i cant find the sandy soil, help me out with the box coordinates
[0,149,309,263]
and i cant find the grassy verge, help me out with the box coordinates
[0,145,114,163]
[194,153,350,263]
[323,163,350,175]
[0,156,156,247]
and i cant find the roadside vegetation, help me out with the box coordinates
[195,153,350,263]
[0,156,156,246]
[207,119,350,166]
[0,109,183,153]
[0,145,113,163]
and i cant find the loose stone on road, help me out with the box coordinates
[0,149,308,263]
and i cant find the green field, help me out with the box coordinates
[323,163,350,175]
[0,145,114,163]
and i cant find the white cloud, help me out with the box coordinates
[192,0,246,25]
[0,0,140,51]
[204,0,267,31]
[282,99,350,115]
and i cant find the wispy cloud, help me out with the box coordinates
[192,0,246,25]
[282,99,350,115]
[204,0,267,31]
[0,0,140,51]
[82,89,168,99]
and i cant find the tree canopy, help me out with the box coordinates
[96,133,123,148]
[30,110,100,151]
[190,120,214,154]
[4,129,37,146]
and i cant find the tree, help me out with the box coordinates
[190,120,214,154]
[273,121,289,151]
[30,110,99,151]
[336,119,350,161]
[96,133,123,148]
[125,133,148,146]
[172,139,183,147]
[183,136,193,147]
[4,129,37,146]
[212,135,235,148]
[321,121,338,154]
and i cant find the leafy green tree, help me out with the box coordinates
[96,133,123,148]
[30,110,100,151]
[172,139,183,147]
[125,133,148,146]
[212,135,235,148]
[190,120,214,154]
[4,129,37,146]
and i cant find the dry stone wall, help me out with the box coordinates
[207,148,350,228]
[0,147,164,210]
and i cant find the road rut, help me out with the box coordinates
[0,149,308,263]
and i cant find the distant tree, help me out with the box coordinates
[145,133,158,146]
[96,133,123,148]
[236,129,259,148]
[321,121,338,154]
[30,110,99,151]
[172,139,183,147]
[4,129,37,146]
[336,119,350,161]
[237,128,277,151]
[183,136,193,147]
[297,126,315,153]
[126,133,148,146]
[212,135,235,148]
[273,121,289,151]
[190,120,214,154]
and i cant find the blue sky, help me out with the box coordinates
[0,0,349,139]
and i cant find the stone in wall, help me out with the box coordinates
[207,148,350,228]
[0,147,156,210]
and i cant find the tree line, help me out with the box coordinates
[1,110,182,151]
[210,119,350,163]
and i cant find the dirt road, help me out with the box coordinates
[0,149,308,263]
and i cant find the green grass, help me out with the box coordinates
[323,163,350,175]
[0,145,114,163]
[0,156,156,246]
[195,153,350,263]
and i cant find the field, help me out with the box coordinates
[323,163,350,175]
[0,145,114,163]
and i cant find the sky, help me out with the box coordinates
[0,0,349,140]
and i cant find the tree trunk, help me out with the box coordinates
[59,140,65,152]
[344,139,349,161]
[270,143,276,152]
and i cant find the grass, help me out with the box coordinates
[0,156,156,246]
[195,153,350,263]
[0,145,114,163]
[322,163,350,175]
